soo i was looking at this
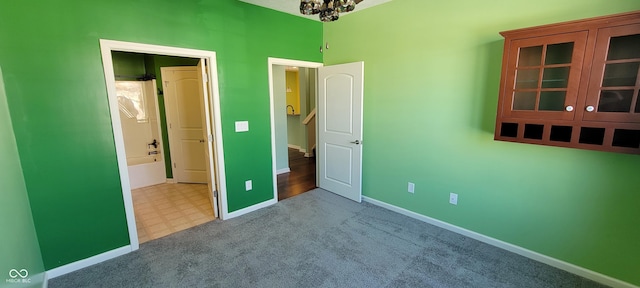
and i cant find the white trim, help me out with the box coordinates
[287,144,301,150]
[287,144,306,153]
[225,199,278,219]
[41,272,49,288]
[306,144,316,158]
[199,59,223,219]
[203,55,227,217]
[268,58,323,203]
[99,40,229,253]
[166,178,176,184]
[362,196,638,288]
[46,246,131,279]
[277,168,291,175]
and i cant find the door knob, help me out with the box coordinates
[199,139,205,143]
[350,140,361,145]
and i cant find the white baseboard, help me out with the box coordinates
[276,168,290,175]
[305,144,316,157]
[362,196,638,288]
[166,178,176,184]
[43,198,277,278]
[225,198,277,219]
[287,144,300,150]
[287,144,306,153]
[46,246,132,279]
[30,271,49,288]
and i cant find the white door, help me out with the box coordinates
[318,62,364,202]
[162,67,207,183]
[196,59,219,218]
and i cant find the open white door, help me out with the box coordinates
[162,66,208,183]
[318,62,364,202]
[196,59,219,218]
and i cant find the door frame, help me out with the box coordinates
[268,58,323,201]
[100,39,228,251]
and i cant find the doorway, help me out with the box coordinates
[100,40,228,250]
[132,183,214,243]
[269,58,365,204]
[277,147,316,200]
[113,55,214,243]
[268,59,323,201]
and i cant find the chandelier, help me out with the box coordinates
[300,0,362,22]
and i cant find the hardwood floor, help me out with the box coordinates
[278,148,316,200]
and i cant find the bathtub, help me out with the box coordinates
[127,154,166,190]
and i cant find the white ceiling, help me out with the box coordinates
[238,0,392,22]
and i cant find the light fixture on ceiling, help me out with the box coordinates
[300,0,363,22]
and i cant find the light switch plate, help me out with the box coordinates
[449,193,458,205]
[235,121,249,132]
[245,180,252,191]
[408,182,415,193]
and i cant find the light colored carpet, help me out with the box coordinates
[49,189,607,288]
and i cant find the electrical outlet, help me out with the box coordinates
[245,180,252,191]
[408,182,415,193]
[449,193,458,205]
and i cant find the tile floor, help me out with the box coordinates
[132,183,215,243]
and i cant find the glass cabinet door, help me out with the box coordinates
[503,32,587,120]
[583,24,640,123]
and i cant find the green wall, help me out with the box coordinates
[3,0,637,284]
[0,67,45,288]
[0,0,321,270]
[324,1,640,285]
[112,52,147,80]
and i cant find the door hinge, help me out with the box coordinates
[208,134,213,142]
[173,163,176,168]
[169,123,172,129]
[213,190,218,197]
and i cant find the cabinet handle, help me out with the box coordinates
[565,105,574,112]
[586,105,595,112]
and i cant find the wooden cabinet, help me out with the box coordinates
[495,11,640,154]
